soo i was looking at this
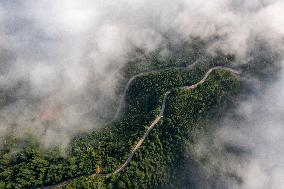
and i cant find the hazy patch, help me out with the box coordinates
[1,0,284,166]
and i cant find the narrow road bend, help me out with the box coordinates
[42,66,241,189]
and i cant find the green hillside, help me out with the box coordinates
[0,52,241,189]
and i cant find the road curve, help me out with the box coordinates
[42,66,241,189]
[82,57,204,121]
[112,57,204,121]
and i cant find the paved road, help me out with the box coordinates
[112,57,204,121]
[42,66,241,189]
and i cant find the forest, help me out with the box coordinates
[0,46,244,189]
[1,1,283,188]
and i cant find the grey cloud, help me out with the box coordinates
[0,4,284,185]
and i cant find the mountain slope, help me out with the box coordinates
[0,55,241,189]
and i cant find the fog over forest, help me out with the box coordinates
[0,1,284,188]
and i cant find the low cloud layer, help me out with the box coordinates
[191,64,284,189]
[0,3,284,184]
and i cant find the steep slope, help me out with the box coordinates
[0,55,241,189]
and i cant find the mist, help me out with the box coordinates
[187,63,284,189]
[1,0,284,187]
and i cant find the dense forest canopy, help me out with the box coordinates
[1,1,284,189]
[0,45,277,188]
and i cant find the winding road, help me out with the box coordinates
[83,57,205,121]
[115,57,212,120]
[42,65,241,189]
